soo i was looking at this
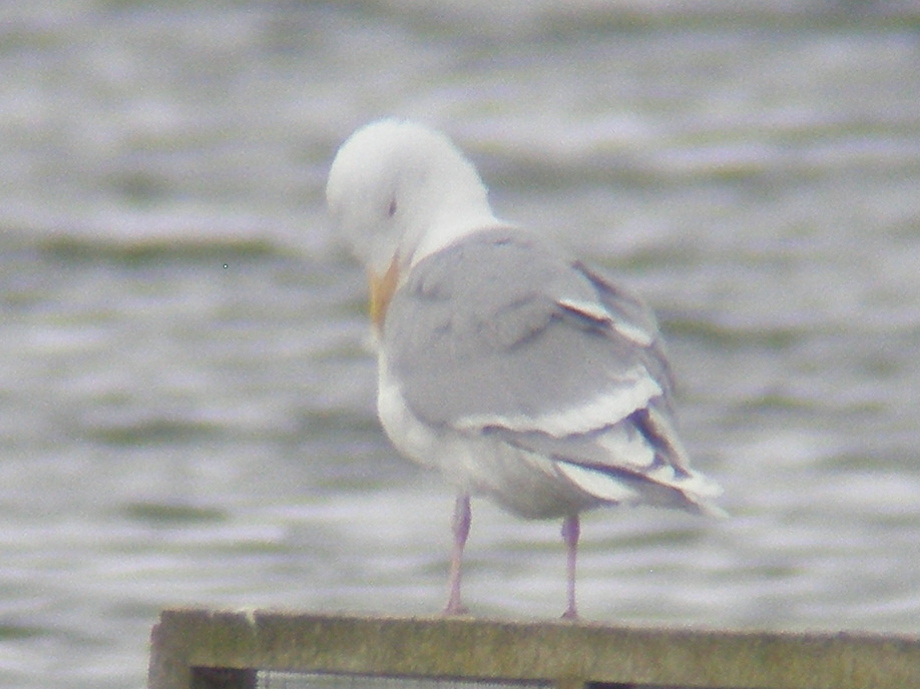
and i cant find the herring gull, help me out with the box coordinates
[325,119,724,619]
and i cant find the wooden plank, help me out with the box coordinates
[148,608,920,689]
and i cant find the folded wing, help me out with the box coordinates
[383,228,722,515]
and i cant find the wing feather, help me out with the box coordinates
[381,228,721,512]
[384,228,664,431]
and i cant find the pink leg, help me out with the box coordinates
[444,494,471,615]
[561,514,580,619]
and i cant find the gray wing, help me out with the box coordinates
[382,228,719,510]
[384,228,664,427]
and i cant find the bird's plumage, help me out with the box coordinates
[379,225,721,519]
[326,118,724,617]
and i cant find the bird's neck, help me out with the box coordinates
[407,205,502,270]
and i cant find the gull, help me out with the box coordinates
[325,119,724,619]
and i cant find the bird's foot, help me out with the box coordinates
[442,600,469,616]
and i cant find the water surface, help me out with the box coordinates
[2,3,920,688]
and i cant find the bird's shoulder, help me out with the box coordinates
[395,227,587,348]
[382,227,671,429]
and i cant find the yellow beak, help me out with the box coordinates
[369,256,400,332]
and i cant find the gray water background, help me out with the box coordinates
[2,2,920,687]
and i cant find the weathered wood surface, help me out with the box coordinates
[149,608,920,689]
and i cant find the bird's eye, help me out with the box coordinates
[387,198,398,218]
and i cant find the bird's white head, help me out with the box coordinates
[326,119,498,328]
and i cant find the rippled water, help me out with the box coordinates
[2,3,920,688]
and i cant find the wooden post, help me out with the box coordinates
[190,667,256,689]
[149,608,920,689]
